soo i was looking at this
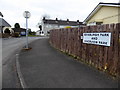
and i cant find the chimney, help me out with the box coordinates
[56,18,58,21]
[43,17,45,20]
[77,20,79,24]
[55,18,58,23]
[67,19,69,23]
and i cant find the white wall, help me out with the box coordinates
[42,24,59,36]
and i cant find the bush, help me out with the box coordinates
[14,23,20,28]
[0,33,2,38]
[29,31,36,35]
[65,26,72,28]
[12,32,20,37]
[2,33,10,38]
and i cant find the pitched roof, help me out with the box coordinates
[0,18,11,27]
[83,2,120,23]
[0,12,3,17]
[43,18,84,26]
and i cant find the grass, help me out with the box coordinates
[28,35,43,37]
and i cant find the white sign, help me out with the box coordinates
[83,33,111,46]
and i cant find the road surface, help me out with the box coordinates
[2,37,45,88]
[19,38,118,88]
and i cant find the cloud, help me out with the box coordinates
[0,0,119,31]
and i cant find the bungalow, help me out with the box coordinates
[0,12,13,35]
[83,2,120,26]
[12,28,26,36]
[36,30,44,36]
[40,17,84,36]
[0,18,13,34]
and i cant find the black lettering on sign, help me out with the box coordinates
[92,34,99,36]
[91,37,98,40]
[99,41,102,44]
[99,41,107,45]
[100,33,109,36]
[106,34,109,36]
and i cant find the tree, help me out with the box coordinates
[28,29,32,34]
[14,23,20,28]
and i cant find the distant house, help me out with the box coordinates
[0,18,13,34]
[12,28,26,36]
[41,17,84,36]
[83,3,120,26]
[36,30,44,36]
[0,12,3,17]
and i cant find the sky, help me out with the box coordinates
[0,0,119,31]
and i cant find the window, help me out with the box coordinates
[96,22,103,25]
[88,22,96,26]
[88,22,103,26]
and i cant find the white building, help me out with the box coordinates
[0,18,13,34]
[0,12,13,34]
[39,17,84,36]
[36,30,44,36]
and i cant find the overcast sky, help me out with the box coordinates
[0,0,119,31]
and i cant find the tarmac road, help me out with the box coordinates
[19,38,118,88]
[2,37,44,65]
[2,37,45,88]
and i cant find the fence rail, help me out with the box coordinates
[49,23,120,77]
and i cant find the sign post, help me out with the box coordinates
[23,11,31,49]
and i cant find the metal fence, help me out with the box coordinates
[49,23,120,77]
